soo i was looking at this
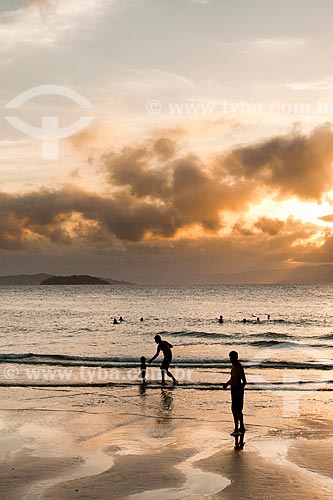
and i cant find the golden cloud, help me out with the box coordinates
[219,124,333,202]
[0,125,332,275]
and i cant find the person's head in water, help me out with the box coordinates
[229,350,238,364]
[140,356,146,364]
[140,317,144,322]
[154,334,161,344]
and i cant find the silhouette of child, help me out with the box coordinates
[140,356,147,383]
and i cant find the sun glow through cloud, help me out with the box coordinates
[248,196,333,227]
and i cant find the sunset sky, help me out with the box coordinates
[1,0,333,283]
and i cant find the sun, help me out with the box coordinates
[247,194,333,227]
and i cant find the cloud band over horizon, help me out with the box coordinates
[0,124,333,281]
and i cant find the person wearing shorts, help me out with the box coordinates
[224,351,246,435]
[148,335,178,385]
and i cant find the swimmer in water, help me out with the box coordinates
[218,315,224,324]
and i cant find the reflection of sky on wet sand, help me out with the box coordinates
[0,384,332,498]
[129,467,229,500]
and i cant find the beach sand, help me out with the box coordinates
[0,383,332,500]
[0,450,82,500]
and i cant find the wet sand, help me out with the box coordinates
[0,450,82,500]
[43,448,193,499]
[288,440,333,479]
[197,448,332,500]
[0,384,332,500]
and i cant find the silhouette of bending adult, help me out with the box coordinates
[148,335,178,385]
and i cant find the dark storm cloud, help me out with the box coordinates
[219,124,333,201]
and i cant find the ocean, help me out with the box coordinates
[0,284,332,396]
[0,285,332,500]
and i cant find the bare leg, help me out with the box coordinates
[167,370,177,384]
[232,409,239,433]
[161,369,166,384]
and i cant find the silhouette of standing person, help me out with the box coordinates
[148,335,178,385]
[224,351,246,436]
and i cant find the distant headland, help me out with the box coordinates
[0,274,134,286]
[41,275,110,285]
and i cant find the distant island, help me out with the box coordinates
[41,275,110,285]
[0,274,134,286]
